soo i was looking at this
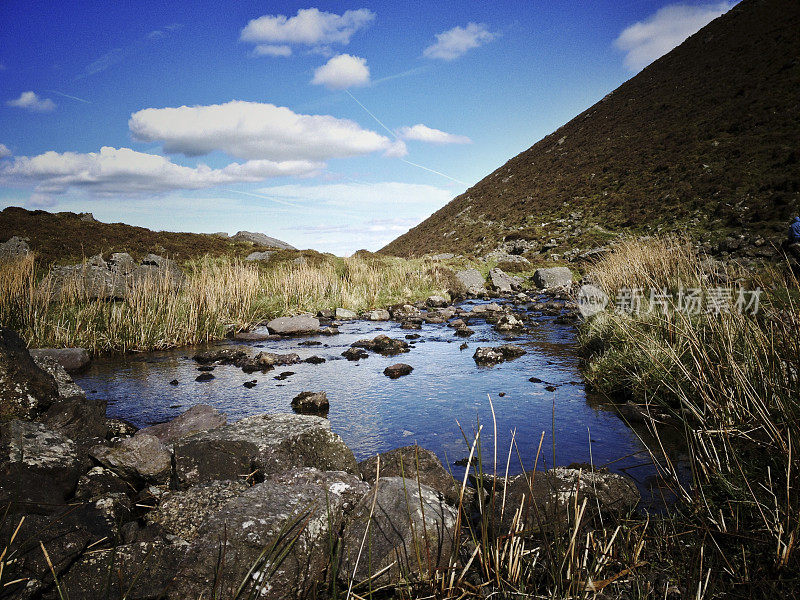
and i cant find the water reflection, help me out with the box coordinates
[75,299,682,503]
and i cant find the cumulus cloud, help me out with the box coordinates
[6,91,56,112]
[0,144,11,158]
[129,100,396,161]
[0,146,322,199]
[241,8,374,53]
[398,124,471,145]
[423,23,495,60]
[615,2,734,71]
[253,44,292,57]
[311,54,371,90]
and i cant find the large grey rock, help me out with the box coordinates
[0,236,30,261]
[246,250,275,261]
[340,477,458,586]
[29,347,90,373]
[147,480,249,540]
[489,267,515,293]
[455,269,486,295]
[384,363,413,378]
[173,413,357,488]
[0,420,79,509]
[58,540,188,600]
[0,328,59,421]
[168,469,367,600]
[335,307,357,320]
[136,404,226,445]
[358,445,461,506]
[90,434,172,483]
[367,308,390,321]
[41,395,108,444]
[426,295,448,308]
[494,467,640,534]
[533,266,573,290]
[266,315,320,335]
[231,231,296,249]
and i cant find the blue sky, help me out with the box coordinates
[0,1,735,254]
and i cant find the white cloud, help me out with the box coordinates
[0,144,11,158]
[423,23,495,61]
[398,124,471,145]
[311,54,370,90]
[129,100,395,161]
[241,8,374,51]
[6,91,56,112]
[615,2,734,71]
[0,146,322,199]
[253,44,292,57]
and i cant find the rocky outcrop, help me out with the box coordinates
[0,236,30,261]
[533,266,573,290]
[358,445,461,506]
[51,252,185,300]
[29,347,91,373]
[340,477,458,586]
[245,250,275,261]
[231,230,296,249]
[0,327,59,421]
[266,315,320,335]
[168,469,366,600]
[173,413,356,488]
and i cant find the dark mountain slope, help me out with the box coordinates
[381,0,800,259]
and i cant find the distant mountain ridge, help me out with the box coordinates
[381,0,800,260]
[0,206,294,264]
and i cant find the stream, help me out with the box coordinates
[74,297,686,507]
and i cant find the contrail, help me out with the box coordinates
[400,159,467,185]
[221,188,302,207]
[46,90,91,104]
[344,89,469,186]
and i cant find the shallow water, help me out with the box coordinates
[75,298,682,503]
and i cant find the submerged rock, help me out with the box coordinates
[342,347,368,361]
[383,363,413,379]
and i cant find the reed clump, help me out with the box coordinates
[0,253,453,353]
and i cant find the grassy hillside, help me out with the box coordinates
[381,0,800,260]
[0,206,282,264]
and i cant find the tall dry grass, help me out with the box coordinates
[0,253,453,353]
[579,236,800,593]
